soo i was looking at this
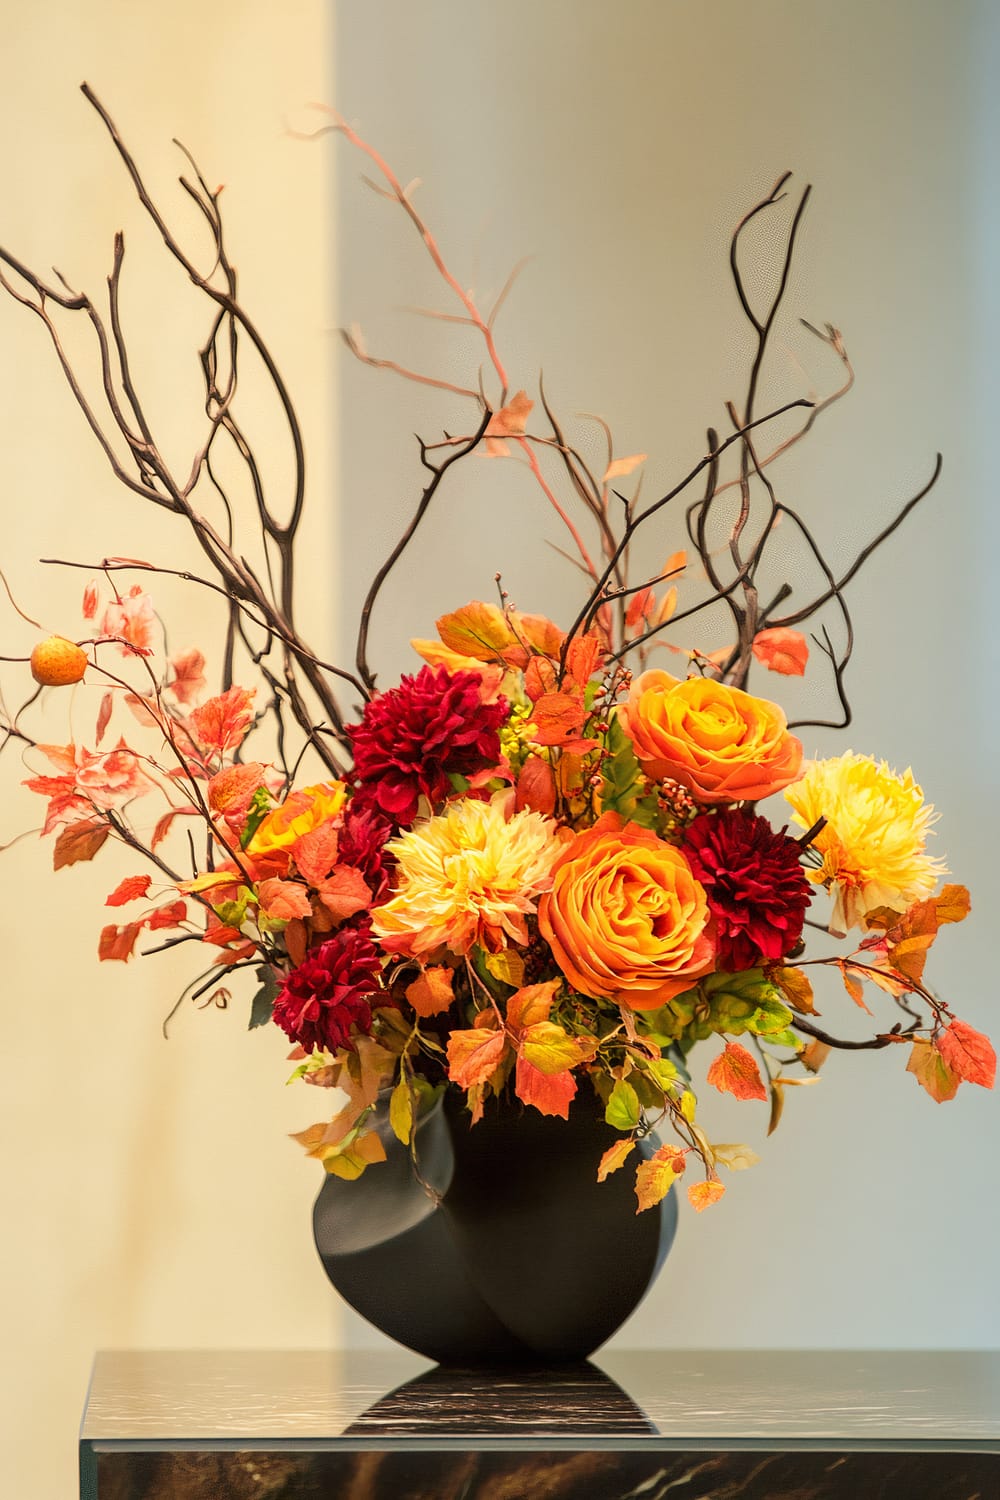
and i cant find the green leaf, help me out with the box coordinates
[599,715,659,829]
[249,967,279,1030]
[240,786,274,849]
[605,1078,641,1130]
[644,1056,679,1091]
[748,995,794,1037]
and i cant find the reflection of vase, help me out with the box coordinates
[313,1090,677,1365]
[345,1360,657,1436]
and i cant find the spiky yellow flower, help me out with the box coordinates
[785,750,946,934]
[371,790,562,958]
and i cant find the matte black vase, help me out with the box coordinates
[313,1090,678,1365]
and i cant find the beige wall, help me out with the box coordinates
[0,5,336,1495]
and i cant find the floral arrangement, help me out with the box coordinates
[1,93,993,1218]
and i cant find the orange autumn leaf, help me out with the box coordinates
[53,819,109,870]
[625,586,655,630]
[771,965,817,1015]
[563,631,604,689]
[603,452,647,483]
[935,1020,996,1090]
[484,389,533,455]
[523,656,557,702]
[653,586,678,628]
[151,805,201,849]
[514,1055,577,1118]
[907,1037,961,1102]
[837,961,874,1014]
[436,601,524,665]
[751,627,809,676]
[256,878,314,922]
[106,874,152,907]
[506,979,561,1032]
[95,691,113,746]
[291,823,340,886]
[635,1144,687,1213]
[166,647,207,706]
[98,921,145,962]
[517,612,566,660]
[688,1179,726,1212]
[528,692,598,752]
[406,965,455,1018]
[706,1040,768,1103]
[515,754,556,816]
[315,866,372,923]
[597,1138,636,1182]
[446,1023,508,1090]
[147,899,186,930]
[189,685,256,759]
[935,884,971,925]
[800,1039,831,1074]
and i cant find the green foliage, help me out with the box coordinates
[239,786,273,849]
[605,1078,641,1130]
[249,966,279,1030]
[599,716,659,829]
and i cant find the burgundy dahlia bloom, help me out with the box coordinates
[337,805,396,904]
[348,666,507,826]
[682,809,811,971]
[271,923,382,1053]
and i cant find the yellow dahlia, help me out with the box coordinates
[371,790,562,958]
[785,750,947,934]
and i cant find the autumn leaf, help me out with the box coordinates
[151,805,201,849]
[95,691,113,746]
[517,613,566,660]
[653,586,678,628]
[506,980,560,1033]
[597,1138,636,1182]
[389,1078,413,1145]
[711,1143,760,1172]
[688,1179,726,1212]
[315,866,372,923]
[563,632,604,689]
[436,601,525,665]
[208,763,269,821]
[406,965,455,1018]
[447,1023,507,1090]
[800,1040,831,1074]
[484,389,533,454]
[324,1129,388,1181]
[54,819,109,870]
[625,587,655,630]
[605,1078,641,1130]
[906,1037,961,1102]
[256,878,314,923]
[189,685,256,759]
[935,884,971,925]
[635,1145,687,1212]
[519,1020,598,1075]
[106,874,153,906]
[603,452,647,482]
[935,1020,996,1090]
[98,921,145,962]
[527,691,596,751]
[706,1041,768,1102]
[514,1055,577,1118]
[837,961,874,1014]
[166,647,207,706]
[484,948,527,989]
[290,823,340,886]
[771,966,817,1015]
[147,900,186,930]
[751,626,809,676]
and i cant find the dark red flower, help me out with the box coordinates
[337,805,396,904]
[682,809,811,970]
[348,666,507,826]
[271,923,382,1053]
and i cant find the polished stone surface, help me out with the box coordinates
[80,1348,1000,1498]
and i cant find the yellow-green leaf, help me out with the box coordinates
[605,1078,641,1130]
[485,949,526,989]
[389,1079,413,1146]
[520,1020,597,1075]
[635,1145,687,1212]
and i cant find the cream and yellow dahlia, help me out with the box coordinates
[785,750,946,934]
[371,789,562,958]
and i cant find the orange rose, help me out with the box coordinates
[537,813,715,1010]
[245,781,347,876]
[617,670,802,804]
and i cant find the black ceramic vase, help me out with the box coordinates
[313,1090,678,1365]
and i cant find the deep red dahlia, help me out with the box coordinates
[337,805,396,904]
[348,666,507,825]
[271,923,382,1053]
[682,809,811,970]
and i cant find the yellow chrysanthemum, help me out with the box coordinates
[371,790,562,958]
[785,750,946,934]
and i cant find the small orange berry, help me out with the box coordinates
[29,635,88,687]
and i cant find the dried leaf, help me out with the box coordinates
[800,1039,831,1074]
[687,1179,726,1212]
[935,884,971,925]
[514,1055,576,1118]
[906,1037,961,1102]
[751,627,809,676]
[771,966,817,1015]
[406,965,455,1018]
[935,1020,996,1090]
[706,1041,768,1102]
[95,691,114,747]
[597,1138,636,1182]
[389,1079,413,1145]
[485,389,533,439]
[711,1143,760,1172]
[106,874,152,907]
[635,1145,687,1213]
[446,1023,507,1090]
[54,819,109,870]
[603,452,647,482]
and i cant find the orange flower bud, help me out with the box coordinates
[29,635,88,687]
